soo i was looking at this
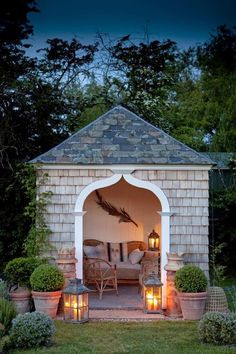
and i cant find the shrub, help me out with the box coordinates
[0,298,17,335]
[198,312,236,345]
[224,285,236,312]
[0,279,10,300]
[9,311,56,349]
[174,265,208,293]
[30,264,64,292]
[4,257,45,288]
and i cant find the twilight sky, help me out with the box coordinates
[29,0,236,52]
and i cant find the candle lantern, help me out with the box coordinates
[143,272,163,313]
[63,278,91,323]
[148,229,160,251]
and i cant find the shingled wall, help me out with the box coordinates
[38,167,209,274]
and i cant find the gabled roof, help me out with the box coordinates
[31,106,213,165]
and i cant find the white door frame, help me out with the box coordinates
[74,172,170,308]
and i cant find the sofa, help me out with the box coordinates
[83,239,147,281]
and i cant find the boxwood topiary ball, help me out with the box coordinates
[9,311,55,349]
[30,264,64,292]
[198,312,236,345]
[174,264,208,293]
[4,257,45,288]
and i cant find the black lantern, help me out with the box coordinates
[143,272,163,313]
[63,278,91,323]
[148,229,160,251]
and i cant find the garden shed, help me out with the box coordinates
[31,106,213,308]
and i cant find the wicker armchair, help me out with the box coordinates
[84,257,118,300]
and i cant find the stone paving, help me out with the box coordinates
[89,284,143,310]
[57,285,183,322]
[89,309,166,321]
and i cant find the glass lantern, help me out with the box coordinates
[63,278,91,323]
[143,272,163,313]
[148,229,160,251]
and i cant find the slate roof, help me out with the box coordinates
[31,106,213,165]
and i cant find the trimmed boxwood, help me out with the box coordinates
[174,265,208,293]
[9,311,56,348]
[4,257,44,288]
[30,264,64,292]
[198,312,236,345]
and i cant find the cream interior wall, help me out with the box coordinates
[83,178,161,244]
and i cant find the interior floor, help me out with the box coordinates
[88,284,143,310]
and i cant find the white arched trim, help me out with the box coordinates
[75,174,122,212]
[74,173,170,308]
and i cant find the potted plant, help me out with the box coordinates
[174,264,208,320]
[4,257,43,313]
[30,264,64,318]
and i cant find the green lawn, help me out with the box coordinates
[11,320,236,354]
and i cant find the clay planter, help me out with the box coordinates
[177,292,207,320]
[32,290,62,318]
[10,287,31,314]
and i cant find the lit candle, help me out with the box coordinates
[153,298,158,310]
[152,239,155,249]
[146,292,153,311]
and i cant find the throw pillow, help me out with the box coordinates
[83,244,108,260]
[129,248,144,265]
[83,245,98,258]
[96,244,108,260]
[107,242,128,263]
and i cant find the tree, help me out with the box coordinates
[98,34,179,129]
[0,0,98,270]
[163,26,236,152]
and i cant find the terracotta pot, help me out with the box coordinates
[32,290,62,318]
[10,287,31,314]
[177,292,207,320]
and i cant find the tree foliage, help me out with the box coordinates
[98,34,179,129]
[165,26,236,152]
[0,0,97,270]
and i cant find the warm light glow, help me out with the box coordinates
[145,288,162,312]
[63,279,90,323]
[146,292,153,299]
[148,230,160,251]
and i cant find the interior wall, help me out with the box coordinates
[83,178,161,245]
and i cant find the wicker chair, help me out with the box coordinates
[84,257,118,300]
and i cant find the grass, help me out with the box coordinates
[8,320,236,354]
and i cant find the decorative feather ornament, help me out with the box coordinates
[95,190,138,228]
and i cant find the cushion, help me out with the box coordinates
[106,242,128,263]
[84,245,97,258]
[100,261,141,280]
[84,244,108,260]
[128,248,144,265]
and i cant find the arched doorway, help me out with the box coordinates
[74,172,170,308]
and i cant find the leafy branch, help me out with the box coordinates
[18,164,53,256]
[95,190,138,228]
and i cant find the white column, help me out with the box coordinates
[74,211,87,281]
[158,211,172,309]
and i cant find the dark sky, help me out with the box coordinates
[29,0,236,51]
